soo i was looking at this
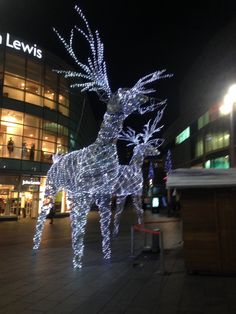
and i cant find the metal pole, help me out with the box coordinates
[230,107,235,167]
[159,231,165,274]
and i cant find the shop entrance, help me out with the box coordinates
[0,184,19,216]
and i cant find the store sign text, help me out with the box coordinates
[0,33,43,59]
[22,180,40,186]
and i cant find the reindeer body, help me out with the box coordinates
[33,5,170,268]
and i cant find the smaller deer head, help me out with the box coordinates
[118,107,165,158]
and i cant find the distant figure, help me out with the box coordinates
[22,142,27,158]
[48,205,56,224]
[29,144,35,161]
[7,137,14,156]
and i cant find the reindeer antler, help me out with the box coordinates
[132,70,173,95]
[139,98,167,115]
[118,127,140,146]
[139,107,166,147]
[53,5,112,101]
[119,106,166,148]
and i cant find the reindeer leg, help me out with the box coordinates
[132,194,144,225]
[96,196,112,260]
[113,196,126,237]
[33,185,57,250]
[68,195,91,269]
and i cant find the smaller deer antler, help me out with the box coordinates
[140,106,166,145]
[118,127,140,146]
[53,5,112,101]
[119,107,166,148]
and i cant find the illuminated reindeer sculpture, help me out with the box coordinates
[112,109,165,237]
[33,5,170,268]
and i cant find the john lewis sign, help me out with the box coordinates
[0,33,43,59]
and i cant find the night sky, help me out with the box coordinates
[0,1,236,131]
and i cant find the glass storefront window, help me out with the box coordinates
[0,175,67,217]
[205,131,229,153]
[25,93,43,106]
[23,125,39,139]
[1,109,23,124]
[195,137,203,157]
[26,80,42,95]
[4,73,25,90]
[42,133,56,143]
[59,94,68,106]
[0,107,68,162]
[26,59,42,82]
[205,156,230,169]
[59,105,69,116]
[57,136,68,146]
[44,98,56,110]
[43,121,58,134]
[24,114,41,128]
[3,72,69,117]
[198,112,209,130]
[3,86,24,101]
[5,52,26,77]
[57,145,68,154]
[44,88,56,101]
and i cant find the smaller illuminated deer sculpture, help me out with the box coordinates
[112,108,165,237]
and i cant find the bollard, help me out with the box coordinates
[159,231,165,274]
[130,223,167,275]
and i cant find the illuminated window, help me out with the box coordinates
[25,93,42,106]
[205,131,229,153]
[3,86,24,101]
[0,109,68,162]
[195,137,203,157]
[175,127,190,145]
[205,156,229,169]
[4,73,25,89]
[198,112,209,129]
[59,105,69,117]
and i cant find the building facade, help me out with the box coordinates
[0,33,98,219]
[163,19,236,170]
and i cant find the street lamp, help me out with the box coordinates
[219,84,236,167]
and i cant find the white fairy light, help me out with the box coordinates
[33,5,170,268]
[113,108,165,237]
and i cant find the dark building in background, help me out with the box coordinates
[163,19,236,170]
[0,32,98,219]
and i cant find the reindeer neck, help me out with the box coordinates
[130,149,145,169]
[95,111,124,145]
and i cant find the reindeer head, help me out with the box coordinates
[118,107,165,158]
[54,6,172,117]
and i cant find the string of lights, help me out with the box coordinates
[33,5,170,268]
[112,109,165,237]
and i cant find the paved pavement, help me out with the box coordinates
[0,207,236,314]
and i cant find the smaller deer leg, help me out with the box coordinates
[96,196,112,260]
[132,194,144,225]
[113,196,126,237]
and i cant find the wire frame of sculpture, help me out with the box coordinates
[112,109,165,237]
[32,5,171,268]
